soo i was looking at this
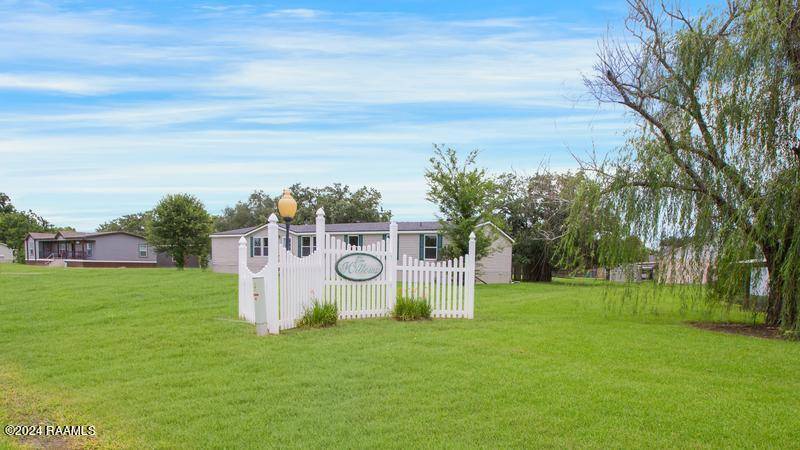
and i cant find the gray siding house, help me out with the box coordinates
[210,221,514,284]
[24,231,158,268]
[0,243,13,263]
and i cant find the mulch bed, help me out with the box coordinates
[689,322,785,340]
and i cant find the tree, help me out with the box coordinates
[148,194,213,269]
[214,190,275,231]
[97,212,152,235]
[0,193,58,263]
[0,194,78,263]
[0,211,50,263]
[565,1,800,331]
[424,145,504,260]
[280,183,391,225]
[498,171,584,281]
[214,184,391,231]
[0,193,13,214]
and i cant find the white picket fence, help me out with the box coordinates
[400,254,474,318]
[322,235,395,319]
[238,208,475,334]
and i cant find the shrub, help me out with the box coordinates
[297,301,338,328]
[392,296,432,321]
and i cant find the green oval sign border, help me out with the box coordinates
[335,252,384,282]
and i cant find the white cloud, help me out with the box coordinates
[0,3,627,229]
[265,9,323,20]
[0,73,163,95]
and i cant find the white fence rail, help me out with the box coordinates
[238,208,475,334]
[400,251,474,319]
[323,235,395,319]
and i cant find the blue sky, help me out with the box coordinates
[0,0,644,230]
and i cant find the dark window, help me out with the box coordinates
[347,235,360,247]
[424,234,438,260]
[253,237,262,256]
[301,236,316,256]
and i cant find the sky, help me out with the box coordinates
[0,0,642,230]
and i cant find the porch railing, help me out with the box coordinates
[48,250,90,259]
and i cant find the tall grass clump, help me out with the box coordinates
[392,296,431,321]
[297,301,338,328]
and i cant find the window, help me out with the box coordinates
[423,234,438,260]
[86,242,93,257]
[250,237,268,257]
[138,243,148,258]
[253,237,262,256]
[347,235,360,247]
[300,236,316,256]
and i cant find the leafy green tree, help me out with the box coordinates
[214,190,275,231]
[148,194,213,269]
[289,183,391,225]
[498,171,583,281]
[214,184,391,231]
[0,211,49,263]
[0,193,13,214]
[0,193,60,263]
[565,1,800,331]
[97,212,152,235]
[424,145,504,260]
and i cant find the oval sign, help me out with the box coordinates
[335,253,384,281]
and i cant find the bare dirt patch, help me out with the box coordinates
[689,322,786,340]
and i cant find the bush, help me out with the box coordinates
[297,301,338,328]
[392,296,432,321]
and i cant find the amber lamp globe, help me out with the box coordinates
[277,189,297,221]
[277,189,297,251]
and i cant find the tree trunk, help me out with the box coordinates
[764,244,784,326]
[765,271,783,327]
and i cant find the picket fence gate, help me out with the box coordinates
[238,208,475,334]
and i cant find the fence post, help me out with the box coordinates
[466,232,476,319]
[238,237,249,321]
[315,208,326,303]
[266,214,280,334]
[387,221,398,312]
[315,208,326,252]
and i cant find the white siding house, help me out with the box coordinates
[210,221,514,284]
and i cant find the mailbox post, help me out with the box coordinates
[252,277,267,336]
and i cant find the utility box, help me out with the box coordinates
[252,277,267,336]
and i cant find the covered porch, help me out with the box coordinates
[37,240,94,260]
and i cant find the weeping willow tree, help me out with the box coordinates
[563,0,800,331]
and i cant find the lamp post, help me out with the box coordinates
[277,189,297,252]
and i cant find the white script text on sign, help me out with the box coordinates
[335,253,384,281]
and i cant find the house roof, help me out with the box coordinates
[28,232,57,239]
[27,230,145,240]
[477,221,515,243]
[56,231,90,239]
[212,226,260,236]
[211,220,515,243]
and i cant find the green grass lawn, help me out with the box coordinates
[1,264,799,449]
